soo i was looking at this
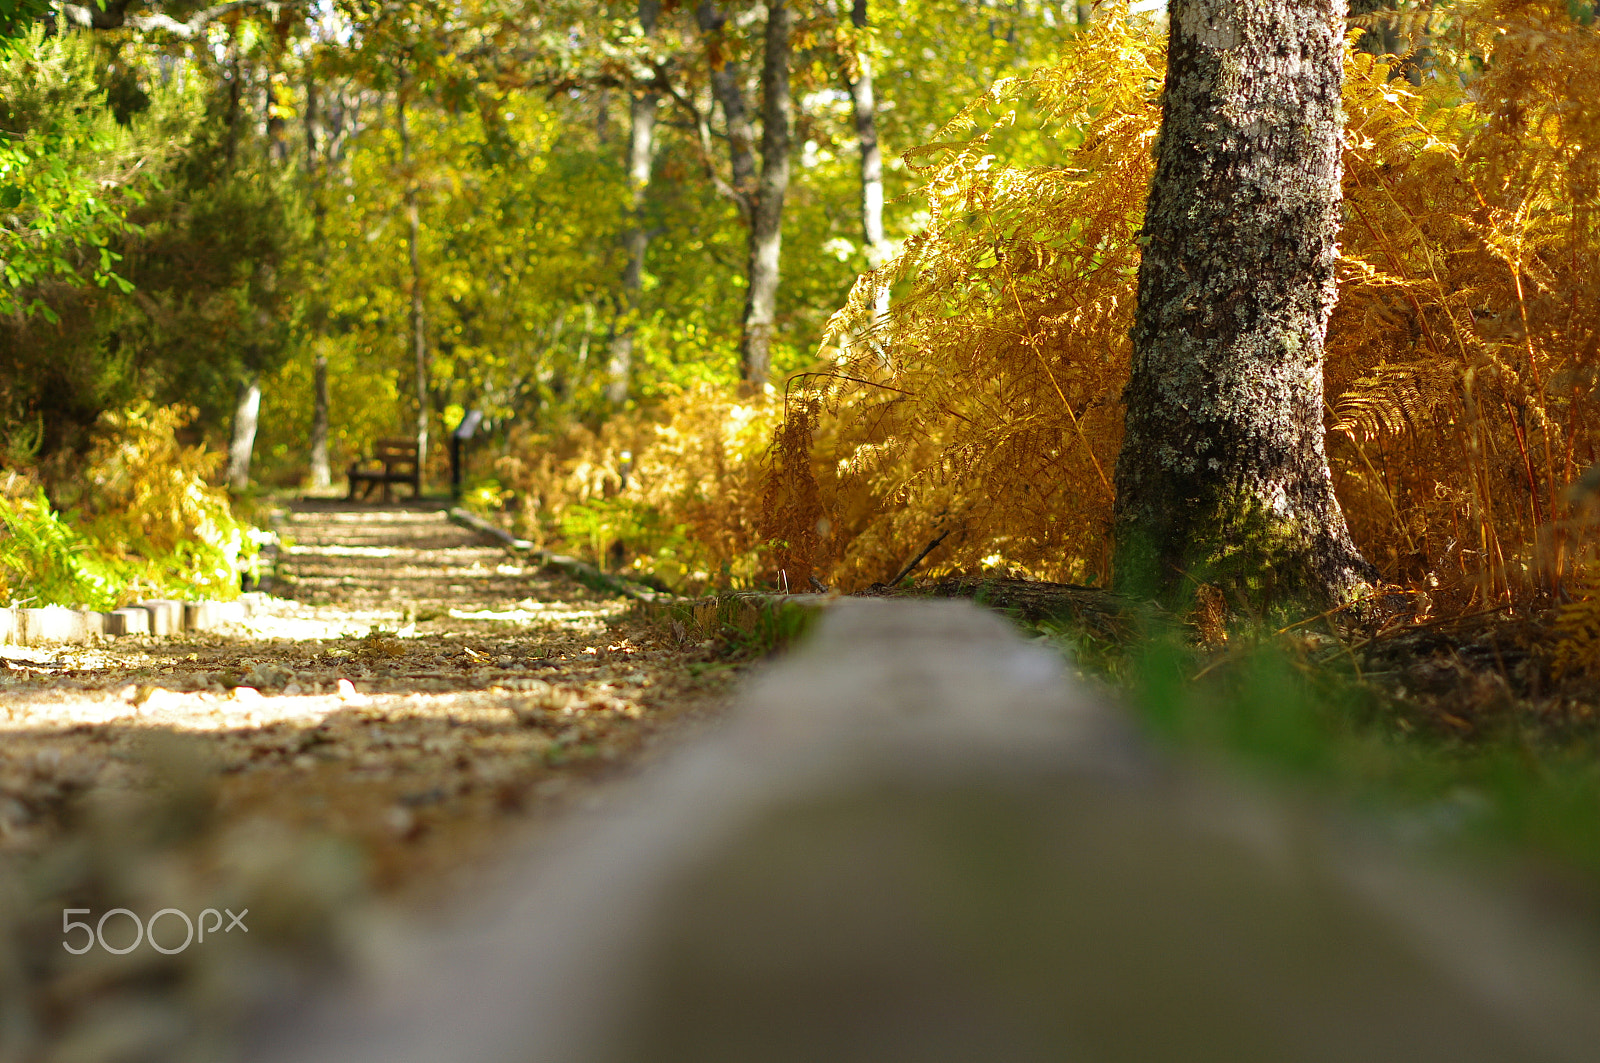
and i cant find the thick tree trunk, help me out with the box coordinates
[397,90,429,488]
[845,0,889,328]
[606,0,662,407]
[1113,0,1374,609]
[739,0,792,392]
[228,374,261,491]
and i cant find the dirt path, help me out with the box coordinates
[0,500,734,1062]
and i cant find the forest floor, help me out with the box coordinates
[5,502,1600,1061]
[0,500,743,1062]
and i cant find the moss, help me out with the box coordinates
[1117,488,1367,617]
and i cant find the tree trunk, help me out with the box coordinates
[228,374,261,491]
[1349,0,1404,62]
[695,0,791,391]
[397,89,429,489]
[266,81,288,165]
[845,0,889,329]
[309,351,331,489]
[1113,0,1374,610]
[305,75,333,490]
[696,2,758,217]
[224,41,243,169]
[739,0,792,392]
[606,0,662,407]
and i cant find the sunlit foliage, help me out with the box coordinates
[765,1,1600,612]
[0,404,254,607]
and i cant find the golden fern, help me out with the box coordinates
[760,0,1600,609]
[1330,360,1460,442]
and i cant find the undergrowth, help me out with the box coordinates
[1032,608,1600,900]
[764,0,1600,612]
[495,385,777,594]
[634,593,820,661]
[0,403,256,608]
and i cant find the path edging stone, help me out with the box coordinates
[445,507,669,603]
[0,595,267,647]
[260,599,1600,1063]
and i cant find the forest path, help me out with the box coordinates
[1,498,731,899]
[1,500,741,1061]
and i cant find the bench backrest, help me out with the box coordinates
[373,438,420,471]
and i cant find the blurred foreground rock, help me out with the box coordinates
[257,600,1600,1063]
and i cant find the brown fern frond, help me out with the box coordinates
[1331,361,1461,442]
[760,0,1600,608]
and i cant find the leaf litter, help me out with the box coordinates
[0,501,742,1063]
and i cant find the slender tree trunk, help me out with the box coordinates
[1113,0,1374,609]
[696,2,759,217]
[694,0,793,392]
[223,42,242,169]
[844,0,889,329]
[607,0,662,407]
[305,76,332,489]
[595,88,613,145]
[228,374,261,490]
[266,83,288,164]
[739,0,792,391]
[309,350,331,488]
[397,89,429,488]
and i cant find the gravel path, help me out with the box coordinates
[0,500,732,1062]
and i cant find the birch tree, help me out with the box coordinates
[842,0,887,300]
[605,0,662,406]
[695,0,791,393]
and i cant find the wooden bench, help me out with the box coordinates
[347,438,421,502]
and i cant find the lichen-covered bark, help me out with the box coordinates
[1113,0,1374,608]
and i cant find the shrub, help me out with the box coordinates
[0,403,255,607]
[0,478,123,609]
[497,385,778,593]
